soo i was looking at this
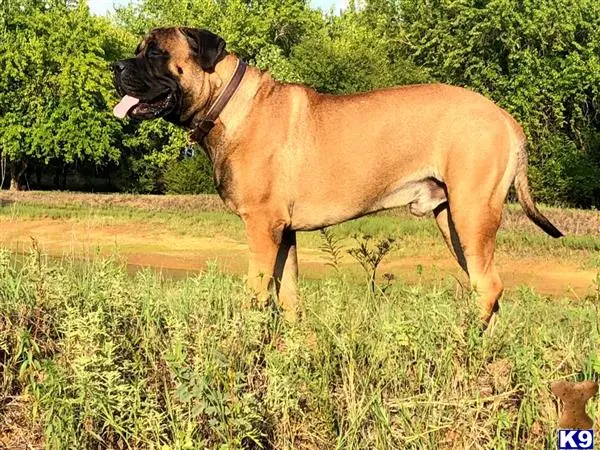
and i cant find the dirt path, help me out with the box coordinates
[1,217,597,298]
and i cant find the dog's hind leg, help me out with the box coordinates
[445,190,505,324]
[434,125,518,324]
[434,202,468,274]
[436,198,504,323]
[274,229,299,321]
[434,143,510,324]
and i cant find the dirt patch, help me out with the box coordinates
[380,254,596,297]
[2,217,597,298]
[2,190,600,235]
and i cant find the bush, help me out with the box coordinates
[116,153,165,194]
[529,133,600,208]
[163,152,215,194]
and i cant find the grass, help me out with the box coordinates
[0,202,245,240]
[2,198,600,259]
[0,248,598,449]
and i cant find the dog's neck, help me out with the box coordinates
[189,55,267,155]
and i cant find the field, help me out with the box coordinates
[0,191,599,449]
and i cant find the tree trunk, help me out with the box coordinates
[9,160,28,191]
[9,177,20,191]
[0,153,7,189]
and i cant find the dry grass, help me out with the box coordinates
[0,395,45,450]
[0,191,228,213]
[500,206,600,237]
[1,190,598,236]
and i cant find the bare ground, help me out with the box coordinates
[1,190,599,235]
[1,217,597,298]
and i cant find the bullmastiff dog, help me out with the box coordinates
[112,27,563,323]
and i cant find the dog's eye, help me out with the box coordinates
[147,48,163,58]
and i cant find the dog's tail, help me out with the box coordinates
[514,141,563,238]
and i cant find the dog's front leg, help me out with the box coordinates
[274,229,299,321]
[243,215,287,310]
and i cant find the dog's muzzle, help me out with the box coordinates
[111,59,178,120]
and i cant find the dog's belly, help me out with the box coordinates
[290,176,447,231]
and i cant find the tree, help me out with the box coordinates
[289,9,428,94]
[114,0,319,64]
[116,120,187,193]
[398,0,600,206]
[0,0,125,190]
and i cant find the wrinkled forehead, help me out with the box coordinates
[135,28,186,55]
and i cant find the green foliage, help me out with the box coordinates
[118,120,188,193]
[163,152,216,194]
[290,10,429,93]
[319,227,345,273]
[399,0,600,206]
[1,0,600,206]
[117,152,165,193]
[0,249,598,448]
[115,0,319,62]
[346,233,397,293]
[528,134,600,208]
[0,1,123,166]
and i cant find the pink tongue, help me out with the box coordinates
[113,95,140,118]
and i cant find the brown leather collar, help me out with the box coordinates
[191,60,247,143]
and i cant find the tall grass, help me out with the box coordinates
[0,248,598,449]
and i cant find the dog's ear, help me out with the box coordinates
[180,28,227,72]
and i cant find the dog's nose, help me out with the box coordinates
[111,61,126,73]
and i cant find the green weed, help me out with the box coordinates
[0,249,598,449]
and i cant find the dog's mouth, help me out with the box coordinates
[113,91,175,120]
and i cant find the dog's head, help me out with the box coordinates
[112,27,227,124]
